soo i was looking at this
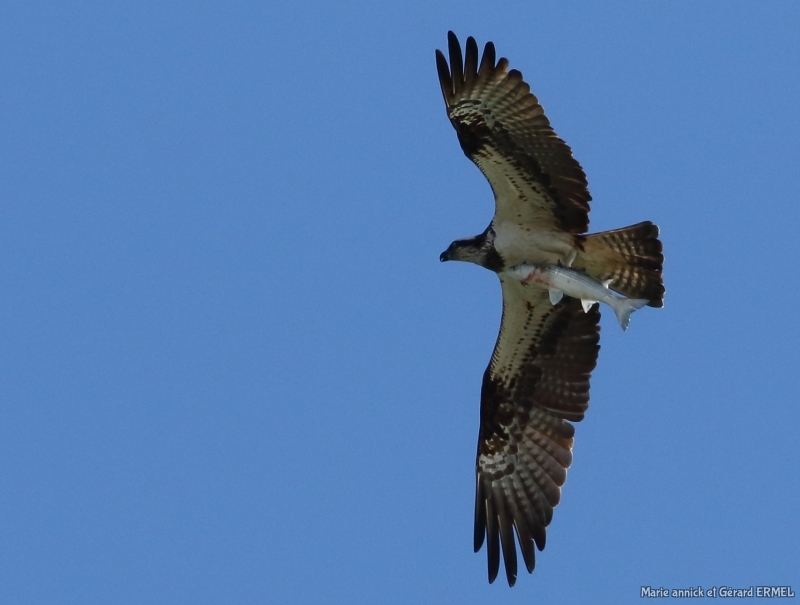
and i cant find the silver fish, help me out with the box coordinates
[506,263,649,330]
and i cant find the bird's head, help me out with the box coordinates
[439,228,504,271]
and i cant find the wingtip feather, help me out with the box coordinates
[486,508,500,584]
[447,31,464,95]
[498,507,518,587]
[435,49,453,103]
[515,521,536,574]
[473,479,487,552]
[464,36,479,86]
[479,41,496,75]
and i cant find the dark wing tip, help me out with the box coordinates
[533,523,546,551]
[473,480,487,552]
[499,511,518,587]
[435,49,453,103]
[521,538,536,573]
[464,36,479,85]
[486,499,500,584]
[446,31,464,95]
[479,41,496,75]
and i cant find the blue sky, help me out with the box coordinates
[2,2,799,603]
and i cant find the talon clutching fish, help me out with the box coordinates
[507,263,649,331]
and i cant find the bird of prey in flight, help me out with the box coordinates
[436,31,664,586]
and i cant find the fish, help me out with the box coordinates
[506,263,650,331]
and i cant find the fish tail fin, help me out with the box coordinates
[613,297,649,331]
[575,221,665,308]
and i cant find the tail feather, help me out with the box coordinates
[575,221,665,307]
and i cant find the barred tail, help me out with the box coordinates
[575,221,665,308]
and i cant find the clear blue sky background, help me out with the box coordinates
[2,2,799,603]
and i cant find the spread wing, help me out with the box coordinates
[435,31,591,233]
[475,277,601,586]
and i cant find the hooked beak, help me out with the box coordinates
[439,249,450,262]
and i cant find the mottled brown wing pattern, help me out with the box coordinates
[435,31,591,233]
[475,279,601,586]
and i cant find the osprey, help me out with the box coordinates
[436,32,664,586]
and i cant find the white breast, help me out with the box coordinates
[493,220,575,266]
